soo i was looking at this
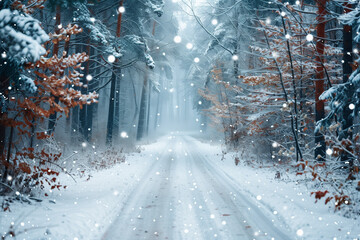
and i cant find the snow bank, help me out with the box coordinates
[0,139,167,240]
[191,138,360,240]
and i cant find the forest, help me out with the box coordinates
[0,0,360,239]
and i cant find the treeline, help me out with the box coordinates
[0,0,177,198]
[187,0,359,213]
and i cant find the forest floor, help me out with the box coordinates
[1,133,359,240]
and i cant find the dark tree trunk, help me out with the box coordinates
[48,38,72,135]
[30,118,36,148]
[79,41,91,141]
[0,43,14,164]
[113,69,121,140]
[106,0,124,145]
[106,71,117,145]
[86,47,97,142]
[0,69,11,158]
[341,3,353,163]
[2,126,14,181]
[47,6,62,135]
[314,0,327,161]
[71,106,79,143]
[52,6,61,56]
[86,90,94,142]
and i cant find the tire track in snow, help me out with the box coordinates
[183,135,292,240]
[170,137,220,240]
[102,134,292,240]
[182,138,254,239]
[101,139,176,240]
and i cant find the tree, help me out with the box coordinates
[314,0,327,161]
[317,0,360,169]
[0,0,97,195]
[0,7,49,157]
[74,1,162,144]
[340,2,353,162]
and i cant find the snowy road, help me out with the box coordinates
[101,134,291,240]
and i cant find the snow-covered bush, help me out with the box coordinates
[87,148,126,170]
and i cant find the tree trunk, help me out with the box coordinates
[2,126,14,182]
[154,92,160,130]
[0,64,11,158]
[49,30,71,130]
[86,47,97,142]
[106,0,124,145]
[314,0,327,161]
[146,81,151,137]
[71,35,83,143]
[341,2,353,163]
[47,5,62,135]
[279,8,300,161]
[113,69,121,140]
[106,71,117,145]
[30,118,36,148]
[79,40,91,141]
[136,74,148,140]
[71,106,79,143]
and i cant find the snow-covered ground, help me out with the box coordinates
[0,139,167,240]
[1,133,359,240]
[192,137,360,240]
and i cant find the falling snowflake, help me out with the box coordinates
[326,148,333,156]
[211,19,218,25]
[186,43,193,49]
[174,36,182,43]
[118,6,125,13]
[120,131,128,138]
[86,75,93,81]
[306,34,314,42]
[296,229,304,236]
[108,55,116,63]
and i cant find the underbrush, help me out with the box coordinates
[229,143,360,218]
[295,158,359,217]
[0,137,139,212]
[0,139,73,212]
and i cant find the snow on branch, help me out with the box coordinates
[73,3,113,46]
[0,9,49,65]
[144,0,164,17]
[120,35,155,69]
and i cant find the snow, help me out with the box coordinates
[190,137,360,240]
[19,74,37,93]
[306,34,314,42]
[73,3,112,46]
[118,6,125,14]
[0,140,167,240]
[1,134,359,239]
[186,43,193,49]
[144,0,164,17]
[319,86,337,100]
[174,35,182,43]
[0,9,48,65]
